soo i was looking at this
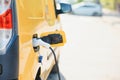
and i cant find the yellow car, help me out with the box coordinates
[0,0,71,80]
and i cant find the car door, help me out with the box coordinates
[16,0,46,79]
[39,0,63,79]
[75,5,89,15]
[76,4,95,15]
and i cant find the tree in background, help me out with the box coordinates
[67,0,84,4]
[100,0,115,10]
[77,0,84,2]
[100,0,120,12]
[68,0,101,4]
[95,0,101,4]
[77,0,100,3]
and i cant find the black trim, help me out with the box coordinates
[0,36,19,80]
[35,68,41,80]
[0,64,2,75]
[9,78,18,80]
[53,0,57,18]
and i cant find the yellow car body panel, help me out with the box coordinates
[16,0,62,80]
[0,0,71,79]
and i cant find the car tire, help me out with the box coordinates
[51,64,58,73]
[35,68,41,80]
[98,13,103,16]
[92,12,98,16]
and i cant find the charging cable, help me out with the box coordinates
[32,38,61,80]
[49,47,61,80]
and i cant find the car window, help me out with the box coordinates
[82,5,96,8]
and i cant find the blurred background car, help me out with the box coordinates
[72,2,102,16]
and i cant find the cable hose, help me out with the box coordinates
[49,47,61,80]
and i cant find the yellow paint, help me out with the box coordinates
[15,0,66,80]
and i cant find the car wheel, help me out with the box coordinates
[51,64,58,73]
[35,68,41,80]
[92,12,98,16]
[98,13,103,16]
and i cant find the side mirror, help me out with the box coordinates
[56,3,72,14]
[60,3,72,13]
[40,31,66,47]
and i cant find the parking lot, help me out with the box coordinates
[48,12,120,80]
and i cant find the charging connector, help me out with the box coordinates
[32,36,61,80]
[32,38,50,49]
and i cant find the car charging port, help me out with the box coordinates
[41,34,63,45]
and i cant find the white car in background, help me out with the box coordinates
[72,2,102,16]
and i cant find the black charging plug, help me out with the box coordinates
[41,34,63,45]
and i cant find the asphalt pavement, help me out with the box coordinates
[48,12,120,80]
